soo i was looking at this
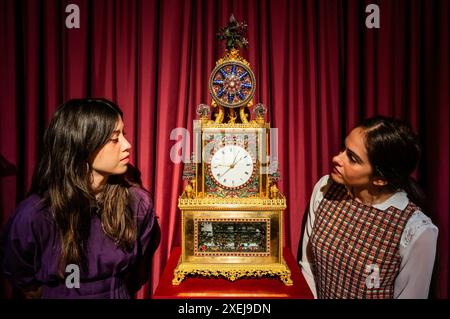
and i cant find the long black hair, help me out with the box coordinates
[30,98,136,275]
[358,116,425,208]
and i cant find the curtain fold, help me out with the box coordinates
[0,0,448,299]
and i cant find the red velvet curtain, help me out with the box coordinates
[0,0,448,299]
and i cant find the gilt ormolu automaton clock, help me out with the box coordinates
[173,16,292,286]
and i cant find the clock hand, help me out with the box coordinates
[230,151,240,168]
[219,166,233,178]
[234,156,245,164]
[233,154,251,168]
[213,164,231,168]
[220,154,246,179]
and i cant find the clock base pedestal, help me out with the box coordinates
[172,258,293,286]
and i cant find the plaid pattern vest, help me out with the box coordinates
[310,181,418,299]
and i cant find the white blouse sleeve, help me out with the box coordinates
[299,175,330,299]
[394,211,438,299]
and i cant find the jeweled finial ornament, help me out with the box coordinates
[196,103,211,118]
[209,14,256,115]
[217,14,249,51]
[252,103,266,124]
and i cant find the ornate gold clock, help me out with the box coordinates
[173,16,292,286]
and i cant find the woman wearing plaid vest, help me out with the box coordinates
[300,116,438,299]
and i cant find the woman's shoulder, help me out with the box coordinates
[10,194,50,223]
[129,186,152,205]
[312,174,333,197]
[3,194,53,238]
[128,186,154,218]
[309,175,334,212]
[401,209,438,249]
[315,174,332,190]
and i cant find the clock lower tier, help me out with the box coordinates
[175,197,290,286]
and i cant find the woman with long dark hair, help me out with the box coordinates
[300,116,438,299]
[1,98,156,298]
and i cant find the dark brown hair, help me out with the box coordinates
[358,115,425,207]
[30,98,136,275]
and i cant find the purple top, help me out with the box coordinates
[1,187,155,299]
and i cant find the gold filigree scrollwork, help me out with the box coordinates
[214,106,225,124]
[239,106,249,123]
[280,273,293,285]
[184,180,197,199]
[228,108,237,124]
[178,196,286,211]
[184,183,194,199]
[172,272,186,285]
[172,261,293,286]
[201,122,269,129]
[269,183,280,199]
[216,48,250,67]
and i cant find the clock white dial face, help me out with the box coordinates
[210,144,254,189]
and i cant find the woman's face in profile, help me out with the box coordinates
[91,117,131,176]
[331,127,373,188]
